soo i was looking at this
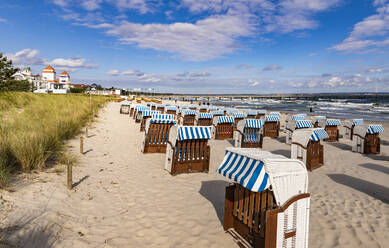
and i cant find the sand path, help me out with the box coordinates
[1,102,389,247]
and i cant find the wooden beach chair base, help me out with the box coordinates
[324,126,339,142]
[197,119,212,126]
[215,123,234,140]
[263,122,279,138]
[306,141,324,171]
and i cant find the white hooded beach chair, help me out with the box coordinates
[199,105,209,113]
[285,114,306,127]
[134,105,150,122]
[286,120,313,144]
[196,112,213,126]
[256,110,267,119]
[179,110,197,126]
[141,114,176,153]
[233,112,247,130]
[155,104,165,112]
[246,110,258,119]
[211,110,224,117]
[119,100,131,114]
[262,114,280,138]
[129,103,138,117]
[139,110,161,131]
[322,119,341,142]
[189,104,197,110]
[352,124,384,154]
[234,119,263,148]
[291,128,328,170]
[343,119,364,140]
[213,116,235,139]
[166,106,177,115]
[312,116,326,128]
[218,148,310,248]
[165,126,212,175]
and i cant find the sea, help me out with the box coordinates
[206,96,389,122]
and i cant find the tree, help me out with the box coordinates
[0,53,31,91]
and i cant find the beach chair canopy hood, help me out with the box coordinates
[183,110,197,116]
[295,120,313,129]
[166,106,177,111]
[177,126,212,140]
[292,114,307,120]
[121,100,131,106]
[292,128,329,147]
[269,112,281,117]
[213,116,235,125]
[265,115,280,123]
[198,112,213,119]
[257,110,267,115]
[142,110,161,117]
[233,112,246,119]
[217,148,308,206]
[345,119,364,128]
[247,110,258,116]
[326,119,341,126]
[354,124,384,137]
[211,110,224,116]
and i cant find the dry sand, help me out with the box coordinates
[1,102,388,248]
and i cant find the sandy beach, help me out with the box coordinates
[1,102,388,248]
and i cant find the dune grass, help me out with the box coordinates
[0,92,111,187]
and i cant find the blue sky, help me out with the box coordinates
[1,0,389,93]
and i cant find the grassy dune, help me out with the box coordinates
[0,92,111,187]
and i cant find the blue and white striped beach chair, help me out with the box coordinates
[142,114,176,153]
[352,124,384,154]
[234,119,263,148]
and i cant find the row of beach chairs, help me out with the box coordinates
[121,100,384,248]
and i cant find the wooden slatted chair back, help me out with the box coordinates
[183,115,196,126]
[143,123,174,153]
[324,125,339,142]
[197,118,213,126]
[215,123,234,139]
[263,122,279,137]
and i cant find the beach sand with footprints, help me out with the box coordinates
[1,102,388,247]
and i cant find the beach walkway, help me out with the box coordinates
[1,102,389,247]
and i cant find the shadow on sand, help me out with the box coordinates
[199,180,229,226]
[380,139,389,146]
[0,214,57,248]
[359,163,389,175]
[72,175,90,188]
[327,174,389,204]
[329,142,352,151]
[363,154,389,162]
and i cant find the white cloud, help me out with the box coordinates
[0,17,7,23]
[248,79,260,86]
[367,67,383,73]
[107,69,120,76]
[46,57,97,69]
[106,14,253,61]
[332,2,389,52]
[5,49,44,65]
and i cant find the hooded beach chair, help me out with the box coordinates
[179,110,197,126]
[218,148,310,248]
[199,105,208,113]
[213,116,235,139]
[165,126,212,175]
[166,106,178,115]
[134,105,150,122]
[139,110,161,131]
[211,110,224,117]
[291,128,328,170]
[234,119,263,148]
[246,110,258,119]
[233,112,247,130]
[141,114,176,153]
[343,119,364,140]
[196,112,213,126]
[285,113,306,126]
[150,103,156,110]
[156,104,165,112]
[321,119,341,142]
[262,114,280,138]
[256,110,267,119]
[312,116,326,128]
[286,120,313,144]
[119,100,131,114]
[189,104,197,110]
[129,103,138,117]
[352,124,384,154]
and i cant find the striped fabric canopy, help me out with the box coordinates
[247,110,258,116]
[296,120,313,129]
[166,106,177,111]
[228,109,239,114]
[257,110,267,114]
[314,116,327,121]
[155,104,165,108]
[189,105,197,109]
[181,105,189,109]
[269,112,281,117]
[233,113,246,119]
[199,112,213,119]
[199,105,208,110]
[292,114,307,120]
[142,110,161,117]
[136,106,150,112]
[212,110,224,116]
[177,126,212,141]
[183,110,197,116]
[353,119,364,126]
[368,124,384,134]
[217,150,270,192]
[209,106,218,111]
[245,119,263,129]
[326,119,341,126]
[164,103,171,106]
[310,128,329,141]
[218,116,235,124]
[150,114,176,124]
[265,115,280,122]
